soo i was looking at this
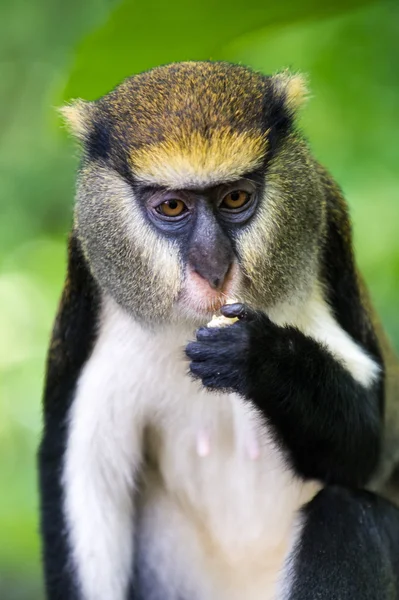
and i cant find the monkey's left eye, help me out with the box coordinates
[156,199,187,218]
[220,190,251,210]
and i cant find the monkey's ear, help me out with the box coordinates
[58,99,94,141]
[272,71,309,113]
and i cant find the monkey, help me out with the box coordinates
[38,61,399,600]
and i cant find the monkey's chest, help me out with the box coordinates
[136,393,319,600]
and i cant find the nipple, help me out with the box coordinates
[246,434,260,461]
[196,429,211,457]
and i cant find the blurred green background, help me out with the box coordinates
[1,0,398,597]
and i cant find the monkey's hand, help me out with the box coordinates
[186,303,274,396]
[186,302,381,487]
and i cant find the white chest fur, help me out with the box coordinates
[64,289,375,600]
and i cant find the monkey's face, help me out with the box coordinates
[69,62,326,326]
[75,165,250,324]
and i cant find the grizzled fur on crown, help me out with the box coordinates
[105,61,269,144]
[67,62,304,187]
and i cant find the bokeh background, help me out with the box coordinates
[1,0,398,597]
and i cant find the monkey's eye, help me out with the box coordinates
[220,190,251,211]
[156,199,187,218]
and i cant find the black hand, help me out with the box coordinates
[186,303,281,395]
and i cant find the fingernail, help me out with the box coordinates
[221,303,244,318]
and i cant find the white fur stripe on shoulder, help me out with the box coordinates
[268,285,380,389]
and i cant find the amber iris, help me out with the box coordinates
[221,190,250,209]
[158,199,186,217]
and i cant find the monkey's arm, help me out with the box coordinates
[38,234,100,599]
[39,235,142,600]
[186,304,382,488]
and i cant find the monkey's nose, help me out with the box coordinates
[188,232,234,293]
[195,263,232,291]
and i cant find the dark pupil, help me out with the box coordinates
[168,200,179,209]
[230,192,241,202]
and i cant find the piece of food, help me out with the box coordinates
[207,299,239,328]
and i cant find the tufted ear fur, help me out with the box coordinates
[59,99,95,141]
[272,71,309,113]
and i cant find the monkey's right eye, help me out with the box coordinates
[156,199,187,218]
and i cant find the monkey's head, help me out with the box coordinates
[62,61,326,326]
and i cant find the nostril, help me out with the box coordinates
[211,277,222,290]
[210,263,232,290]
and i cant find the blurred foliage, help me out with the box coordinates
[0,0,398,597]
[62,0,377,100]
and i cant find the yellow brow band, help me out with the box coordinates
[130,129,268,188]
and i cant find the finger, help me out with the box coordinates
[185,341,208,360]
[221,303,257,321]
[189,361,224,379]
[189,361,205,378]
[196,326,224,341]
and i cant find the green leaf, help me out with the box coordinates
[63,0,377,100]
